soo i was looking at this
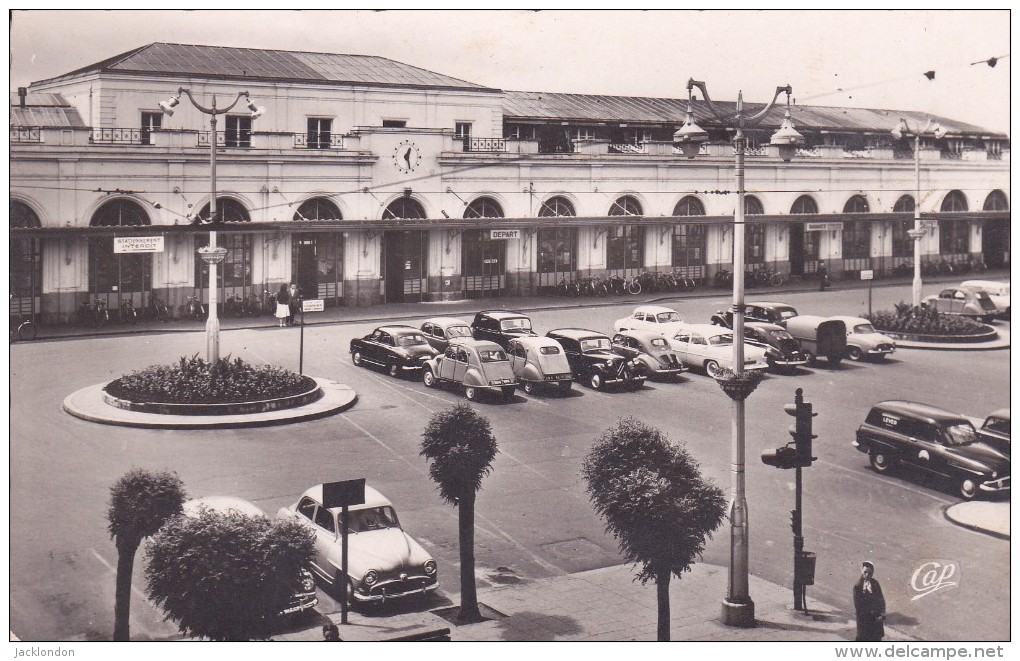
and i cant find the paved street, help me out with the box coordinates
[9,281,1010,641]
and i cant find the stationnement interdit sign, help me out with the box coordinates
[114,236,164,253]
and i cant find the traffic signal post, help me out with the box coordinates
[761,388,817,611]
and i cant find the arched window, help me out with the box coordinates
[609,196,642,217]
[790,196,818,214]
[673,196,705,216]
[607,196,644,271]
[384,198,426,220]
[983,190,1008,211]
[939,220,970,255]
[295,198,341,221]
[538,196,575,217]
[464,197,504,219]
[10,201,42,308]
[744,196,764,215]
[197,197,250,223]
[843,195,870,214]
[743,196,765,264]
[90,199,152,295]
[194,197,251,291]
[893,195,915,213]
[11,200,41,229]
[941,190,969,212]
[842,220,871,260]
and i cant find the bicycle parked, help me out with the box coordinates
[184,294,206,320]
[9,313,37,342]
[148,295,170,322]
[118,299,138,324]
[77,297,109,327]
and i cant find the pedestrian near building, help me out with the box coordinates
[275,284,290,327]
[853,561,886,641]
[818,262,830,291]
[287,284,300,325]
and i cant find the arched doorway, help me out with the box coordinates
[788,194,819,276]
[462,197,506,298]
[607,196,644,278]
[10,201,42,322]
[89,198,152,317]
[536,196,577,289]
[292,198,344,307]
[382,198,428,303]
[671,196,706,280]
[841,195,871,275]
[939,191,970,268]
[194,197,252,305]
[982,190,1009,268]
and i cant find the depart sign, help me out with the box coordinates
[804,222,843,233]
[490,229,520,240]
[114,236,164,253]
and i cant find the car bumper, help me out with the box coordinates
[354,578,439,603]
[279,592,318,616]
[771,356,809,367]
[866,346,896,356]
[979,475,1010,493]
[651,367,687,376]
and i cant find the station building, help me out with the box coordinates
[10,42,1010,325]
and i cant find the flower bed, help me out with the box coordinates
[865,304,988,337]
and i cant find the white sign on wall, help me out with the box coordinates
[490,229,520,240]
[860,269,874,281]
[804,222,843,232]
[114,236,164,253]
[302,299,324,312]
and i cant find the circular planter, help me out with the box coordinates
[102,376,323,416]
[881,325,998,344]
[713,369,765,402]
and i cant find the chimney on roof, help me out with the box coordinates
[18,87,27,107]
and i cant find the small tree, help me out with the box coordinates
[581,418,726,641]
[420,403,498,623]
[107,468,186,641]
[144,510,316,641]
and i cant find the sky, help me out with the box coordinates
[7,9,1013,134]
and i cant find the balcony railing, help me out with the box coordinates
[10,127,42,143]
[294,133,344,149]
[893,148,914,159]
[198,131,253,148]
[466,137,507,152]
[91,127,145,145]
[609,143,646,154]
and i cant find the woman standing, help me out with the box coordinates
[275,284,290,327]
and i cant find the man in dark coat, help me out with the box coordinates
[853,561,886,641]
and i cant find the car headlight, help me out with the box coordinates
[424,560,438,576]
[363,570,379,586]
[300,572,316,592]
[992,471,998,479]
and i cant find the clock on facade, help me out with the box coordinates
[392,140,421,173]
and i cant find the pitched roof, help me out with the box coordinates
[9,92,86,127]
[502,90,1005,138]
[34,42,498,93]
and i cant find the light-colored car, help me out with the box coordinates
[611,330,687,380]
[828,315,896,362]
[506,336,574,395]
[420,317,473,352]
[613,305,685,335]
[183,496,318,617]
[277,484,438,606]
[422,338,517,401]
[960,280,1010,318]
[922,288,998,323]
[667,323,768,376]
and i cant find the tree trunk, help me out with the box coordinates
[456,492,482,623]
[113,540,138,641]
[656,570,671,642]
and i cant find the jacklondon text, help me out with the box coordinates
[13,648,74,657]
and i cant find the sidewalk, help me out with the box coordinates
[944,501,1011,540]
[273,562,919,642]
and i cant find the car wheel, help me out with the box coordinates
[870,451,893,473]
[334,572,355,608]
[352,351,363,367]
[522,380,535,395]
[465,386,478,401]
[422,367,436,388]
[803,351,815,367]
[388,363,400,378]
[958,477,979,501]
[847,346,864,361]
[704,360,721,378]
[589,373,604,390]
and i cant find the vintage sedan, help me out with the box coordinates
[350,325,438,378]
[611,330,687,380]
[853,401,1010,500]
[546,328,647,391]
[506,336,574,394]
[743,322,809,373]
[712,301,799,328]
[182,496,318,617]
[470,310,538,349]
[828,315,896,362]
[977,408,1010,456]
[960,280,1010,318]
[420,317,473,352]
[613,305,685,335]
[668,324,768,376]
[921,288,998,323]
[277,484,438,606]
[422,339,517,401]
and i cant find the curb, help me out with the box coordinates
[942,503,1011,541]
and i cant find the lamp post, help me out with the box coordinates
[891,118,945,308]
[159,88,265,363]
[674,79,802,628]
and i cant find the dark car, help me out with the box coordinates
[471,310,538,349]
[977,409,1010,456]
[743,322,809,373]
[711,301,799,328]
[350,325,438,378]
[611,330,686,380]
[853,401,1010,500]
[420,316,473,352]
[546,328,647,391]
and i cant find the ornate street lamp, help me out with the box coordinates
[891,118,945,308]
[159,88,265,363]
[674,79,802,628]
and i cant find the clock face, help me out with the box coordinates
[393,140,421,174]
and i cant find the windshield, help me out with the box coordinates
[708,334,734,347]
[580,338,613,352]
[779,309,798,320]
[396,333,428,347]
[347,506,400,532]
[447,325,472,338]
[478,348,508,363]
[655,311,682,323]
[852,323,877,334]
[944,423,978,447]
[768,329,794,341]
[500,318,533,331]
[539,346,561,355]
[649,337,669,348]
